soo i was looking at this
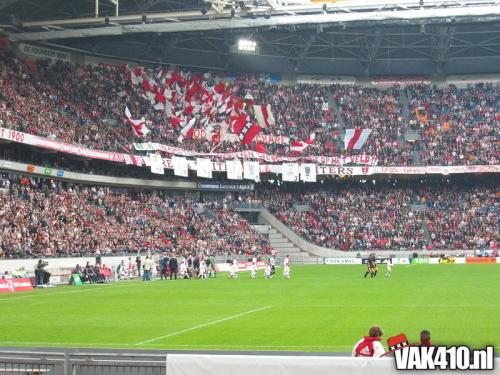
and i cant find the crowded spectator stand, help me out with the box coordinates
[1,48,498,176]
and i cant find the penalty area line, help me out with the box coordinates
[135,305,273,345]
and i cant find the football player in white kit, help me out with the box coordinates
[199,258,207,279]
[283,255,291,279]
[229,259,238,279]
[385,258,392,277]
[264,264,272,279]
[250,256,257,279]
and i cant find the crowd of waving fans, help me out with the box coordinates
[0,48,498,167]
[0,175,270,259]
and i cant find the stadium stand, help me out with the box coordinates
[419,186,499,250]
[262,183,498,251]
[333,85,413,166]
[0,175,270,258]
[407,83,499,165]
[1,173,497,258]
[1,49,498,167]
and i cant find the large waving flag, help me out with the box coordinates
[177,117,196,142]
[231,113,261,145]
[290,133,315,153]
[344,128,372,150]
[125,107,150,137]
[253,104,275,128]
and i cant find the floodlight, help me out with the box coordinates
[238,38,257,52]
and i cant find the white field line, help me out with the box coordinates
[0,281,144,302]
[135,305,273,345]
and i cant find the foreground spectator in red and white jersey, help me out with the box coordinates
[352,326,386,358]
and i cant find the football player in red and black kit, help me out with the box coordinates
[364,254,378,278]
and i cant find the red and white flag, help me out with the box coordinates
[231,114,261,145]
[153,102,164,111]
[177,117,196,142]
[290,133,315,153]
[129,70,143,86]
[123,154,142,166]
[344,128,372,150]
[253,104,275,128]
[125,107,150,137]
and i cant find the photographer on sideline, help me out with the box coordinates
[34,258,49,286]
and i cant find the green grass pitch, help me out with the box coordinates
[0,264,499,352]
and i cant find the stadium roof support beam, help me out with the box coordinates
[360,31,382,73]
[0,0,18,11]
[10,4,500,42]
[109,0,119,17]
[430,26,454,72]
[289,33,316,71]
[263,0,279,10]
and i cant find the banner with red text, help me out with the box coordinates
[0,278,33,293]
[0,127,144,165]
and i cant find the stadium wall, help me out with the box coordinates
[166,354,500,375]
[1,349,499,375]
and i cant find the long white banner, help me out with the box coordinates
[0,127,140,164]
[1,127,499,179]
[133,141,378,166]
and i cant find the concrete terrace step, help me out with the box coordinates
[278,254,322,264]
[269,237,290,243]
[405,129,420,142]
[269,233,284,239]
[270,241,296,248]
[272,246,302,254]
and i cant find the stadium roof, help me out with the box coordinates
[2,0,500,76]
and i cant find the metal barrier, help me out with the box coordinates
[0,347,354,375]
[0,354,63,375]
[5,348,497,375]
[0,350,166,375]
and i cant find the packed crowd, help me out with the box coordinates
[237,82,336,157]
[334,86,415,165]
[264,184,498,251]
[0,172,497,257]
[418,187,498,250]
[1,49,498,167]
[407,83,499,165]
[0,175,270,259]
[266,187,427,250]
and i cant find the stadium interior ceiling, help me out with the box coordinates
[1,0,500,76]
